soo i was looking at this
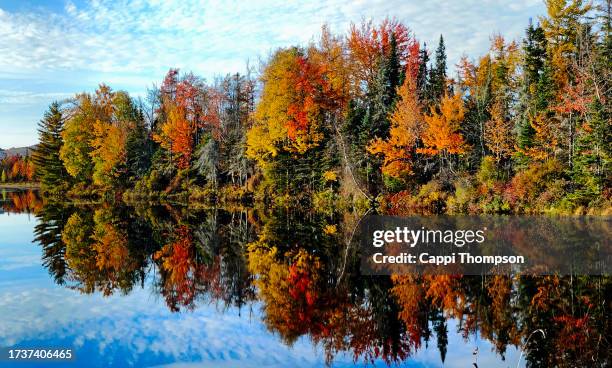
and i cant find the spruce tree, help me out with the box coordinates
[518,22,548,150]
[417,42,430,103]
[125,105,151,180]
[367,32,402,140]
[523,22,547,90]
[387,33,402,98]
[32,102,68,193]
[429,35,447,102]
[571,98,611,202]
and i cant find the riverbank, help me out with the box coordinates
[0,182,40,189]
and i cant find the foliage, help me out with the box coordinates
[506,159,565,212]
[484,101,514,162]
[0,155,34,183]
[29,12,610,214]
[32,102,68,192]
[367,74,422,180]
[418,93,467,157]
[60,92,98,182]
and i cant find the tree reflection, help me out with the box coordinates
[33,198,70,284]
[246,207,415,365]
[155,225,198,310]
[21,196,611,367]
[1,189,42,214]
[391,274,611,367]
[58,206,149,295]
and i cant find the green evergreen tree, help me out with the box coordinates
[569,98,611,205]
[518,22,549,150]
[523,22,548,90]
[417,42,430,103]
[387,33,402,98]
[32,102,69,193]
[125,104,152,181]
[367,32,402,140]
[428,35,447,102]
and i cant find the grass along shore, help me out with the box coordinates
[0,182,40,189]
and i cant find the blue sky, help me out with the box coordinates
[0,0,547,149]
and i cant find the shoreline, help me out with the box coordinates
[0,182,40,190]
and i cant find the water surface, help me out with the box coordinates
[0,190,607,367]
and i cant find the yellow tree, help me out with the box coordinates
[89,90,141,189]
[246,48,326,164]
[367,75,423,178]
[489,35,520,94]
[247,49,298,165]
[418,93,468,161]
[520,113,561,161]
[458,35,519,158]
[60,94,97,181]
[484,101,514,162]
[540,0,592,89]
[91,121,127,187]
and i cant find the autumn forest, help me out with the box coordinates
[0,0,610,367]
[9,0,604,217]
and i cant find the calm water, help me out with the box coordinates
[0,190,607,367]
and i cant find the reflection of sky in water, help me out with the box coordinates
[0,213,523,367]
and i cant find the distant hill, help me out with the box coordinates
[0,145,37,159]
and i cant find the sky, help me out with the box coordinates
[0,0,547,149]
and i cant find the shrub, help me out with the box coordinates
[505,159,564,213]
[446,176,476,214]
[477,156,505,189]
[384,180,448,215]
[383,174,405,193]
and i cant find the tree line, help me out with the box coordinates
[1,155,34,183]
[33,0,610,214]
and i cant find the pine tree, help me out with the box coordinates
[570,98,611,202]
[125,104,151,180]
[523,22,547,90]
[32,102,68,193]
[1,170,6,183]
[368,33,404,139]
[387,33,402,97]
[417,42,430,103]
[429,35,447,102]
[518,22,549,150]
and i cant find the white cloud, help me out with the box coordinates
[0,283,525,367]
[0,286,342,367]
[0,89,71,104]
[0,0,546,77]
